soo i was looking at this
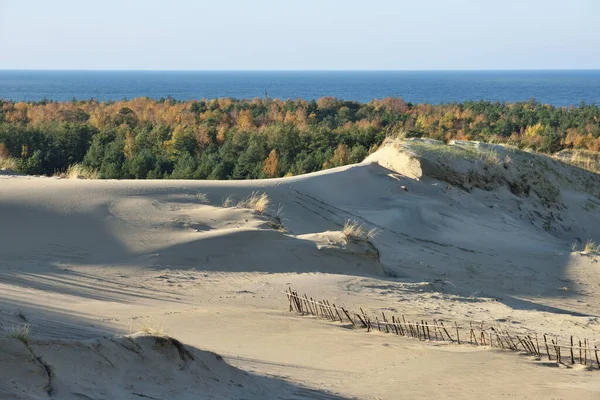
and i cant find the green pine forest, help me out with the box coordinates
[1,97,599,179]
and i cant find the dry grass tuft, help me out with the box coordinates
[342,219,379,242]
[0,156,17,170]
[222,195,235,208]
[134,317,167,336]
[268,203,286,232]
[583,239,599,254]
[555,149,600,175]
[196,192,209,204]
[238,191,270,214]
[65,163,99,179]
[9,324,30,345]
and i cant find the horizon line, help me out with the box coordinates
[1,68,600,72]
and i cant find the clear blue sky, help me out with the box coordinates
[0,0,598,70]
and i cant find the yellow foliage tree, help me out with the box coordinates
[237,110,255,131]
[263,149,279,178]
[330,144,349,167]
[525,122,545,137]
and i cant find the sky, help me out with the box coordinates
[0,0,598,70]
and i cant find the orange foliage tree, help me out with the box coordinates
[263,149,279,178]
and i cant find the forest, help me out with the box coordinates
[0,97,599,179]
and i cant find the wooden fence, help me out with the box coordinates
[285,288,600,369]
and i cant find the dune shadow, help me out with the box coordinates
[0,308,350,400]
[154,228,384,277]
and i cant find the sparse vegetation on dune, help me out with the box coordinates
[267,203,286,232]
[9,324,30,345]
[196,192,209,204]
[555,149,600,175]
[0,155,17,170]
[64,163,99,179]
[222,195,235,208]
[237,191,270,214]
[342,219,379,242]
[583,239,599,254]
[220,192,271,214]
[134,317,167,337]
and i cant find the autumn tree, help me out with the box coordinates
[237,109,255,131]
[263,149,279,178]
[330,144,349,167]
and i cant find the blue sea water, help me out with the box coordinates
[0,70,599,106]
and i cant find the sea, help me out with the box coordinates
[1,70,599,106]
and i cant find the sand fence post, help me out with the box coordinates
[341,307,355,325]
[544,335,551,361]
[455,322,460,345]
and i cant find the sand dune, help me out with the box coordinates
[1,139,600,399]
[1,333,345,400]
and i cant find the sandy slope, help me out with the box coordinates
[1,139,600,399]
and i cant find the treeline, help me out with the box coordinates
[0,97,599,179]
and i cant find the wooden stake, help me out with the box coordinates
[580,339,583,364]
[327,301,337,321]
[288,288,296,312]
[496,332,505,349]
[440,321,454,342]
[595,346,599,369]
[504,331,517,350]
[552,339,560,363]
[544,335,551,361]
[341,307,355,325]
[471,327,478,346]
[391,316,399,335]
[455,322,460,345]
[516,335,528,353]
[321,300,333,319]
[294,292,303,314]
[382,313,390,334]
[570,336,575,364]
[323,301,330,318]
[526,336,538,355]
[356,313,367,328]
[303,295,313,315]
